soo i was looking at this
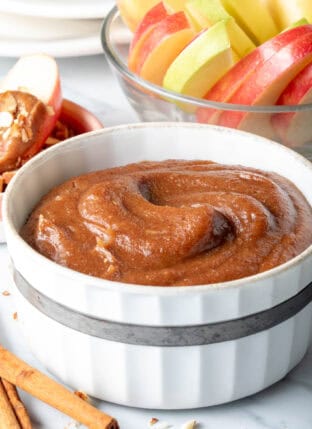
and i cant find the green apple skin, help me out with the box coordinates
[163,20,234,98]
[186,0,255,58]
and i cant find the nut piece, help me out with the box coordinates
[149,418,159,426]
[21,128,29,143]
[46,105,55,116]
[0,112,13,128]
[1,92,17,113]
[181,420,197,429]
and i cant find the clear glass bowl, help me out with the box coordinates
[101,7,312,160]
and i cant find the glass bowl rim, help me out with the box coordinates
[101,6,312,114]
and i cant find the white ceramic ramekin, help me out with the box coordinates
[3,123,312,409]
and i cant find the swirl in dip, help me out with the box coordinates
[21,160,312,286]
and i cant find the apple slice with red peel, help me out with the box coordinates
[216,29,312,139]
[129,2,168,71]
[272,62,312,147]
[197,24,312,125]
[0,55,62,170]
[129,12,195,85]
[117,0,159,32]
[163,20,234,99]
[0,54,62,117]
[0,91,56,173]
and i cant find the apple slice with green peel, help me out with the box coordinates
[220,0,278,44]
[117,0,159,31]
[163,20,234,99]
[268,0,312,30]
[218,29,312,139]
[197,24,312,125]
[272,62,312,147]
[130,12,195,85]
[129,2,168,71]
[186,0,255,58]
[287,17,310,28]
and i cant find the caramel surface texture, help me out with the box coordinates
[21,160,312,286]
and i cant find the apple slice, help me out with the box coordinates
[272,62,312,147]
[268,0,312,30]
[130,12,195,85]
[128,2,168,71]
[220,0,278,44]
[163,0,188,13]
[163,20,234,99]
[0,91,56,172]
[0,54,62,125]
[0,55,62,170]
[117,0,159,32]
[130,2,168,50]
[186,0,255,58]
[217,29,312,139]
[197,25,312,125]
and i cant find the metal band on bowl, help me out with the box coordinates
[14,268,312,347]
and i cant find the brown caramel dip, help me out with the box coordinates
[21,160,312,286]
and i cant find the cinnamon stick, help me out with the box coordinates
[0,346,118,429]
[0,378,21,429]
[2,379,32,429]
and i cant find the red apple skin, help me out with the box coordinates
[216,30,312,136]
[129,2,168,53]
[0,54,62,138]
[0,55,63,160]
[197,25,312,125]
[23,99,60,160]
[272,62,312,147]
[130,11,191,75]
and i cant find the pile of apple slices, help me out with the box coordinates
[122,0,312,147]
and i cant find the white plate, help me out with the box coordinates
[0,36,103,58]
[0,0,115,19]
[0,222,5,243]
[0,15,129,57]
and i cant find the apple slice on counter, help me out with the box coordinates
[272,62,312,147]
[129,2,168,71]
[129,11,195,85]
[220,0,278,44]
[117,0,159,31]
[197,24,312,125]
[186,0,255,58]
[217,28,312,139]
[163,20,234,99]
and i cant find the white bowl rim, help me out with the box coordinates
[3,122,312,296]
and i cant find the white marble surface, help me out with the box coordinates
[0,55,312,429]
